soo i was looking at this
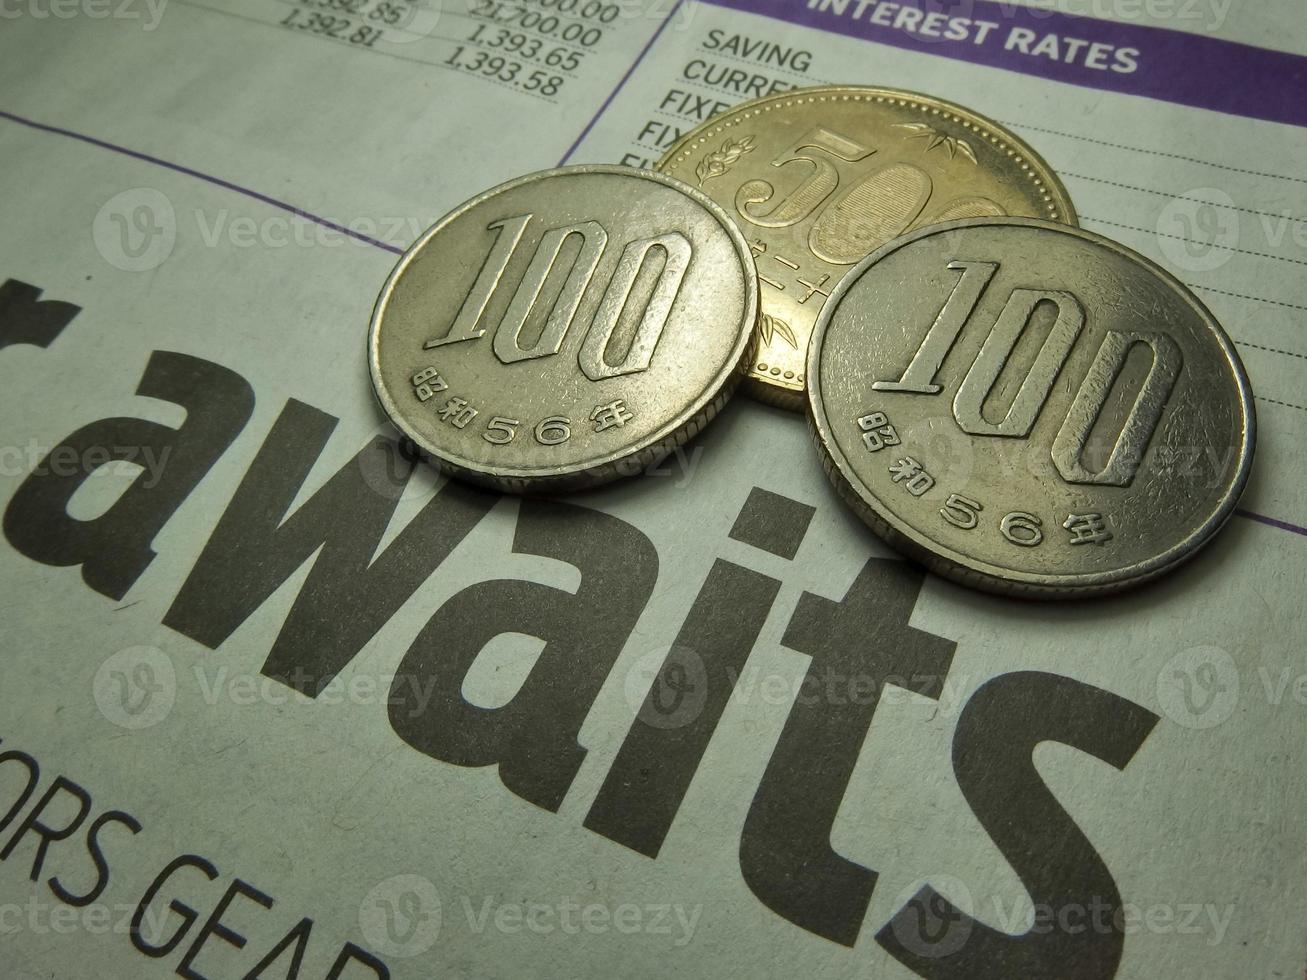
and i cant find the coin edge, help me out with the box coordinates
[367,164,760,493]
[656,84,1081,412]
[805,215,1257,598]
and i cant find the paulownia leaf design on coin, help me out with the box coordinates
[758,312,798,349]
[894,123,978,164]
[695,135,757,186]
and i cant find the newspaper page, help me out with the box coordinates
[0,0,1303,977]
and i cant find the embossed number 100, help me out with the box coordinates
[873,260,1183,487]
[425,212,691,381]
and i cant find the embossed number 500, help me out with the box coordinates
[734,127,1006,264]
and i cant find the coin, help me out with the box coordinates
[369,165,758,492]
[657,86,1077,409]
[808,218,1255,597]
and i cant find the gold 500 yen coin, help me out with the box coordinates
[658,85,1077,408]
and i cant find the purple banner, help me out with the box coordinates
[700,0,1307,129]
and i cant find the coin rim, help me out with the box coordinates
[656,84,1080,407]
[368,164,759,492]
[806,216,1257,598]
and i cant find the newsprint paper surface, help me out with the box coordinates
[0,0,1304,977]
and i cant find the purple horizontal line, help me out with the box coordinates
[1235,509,1307,539]
[0,108,404,255]
[702,0,1307,130]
